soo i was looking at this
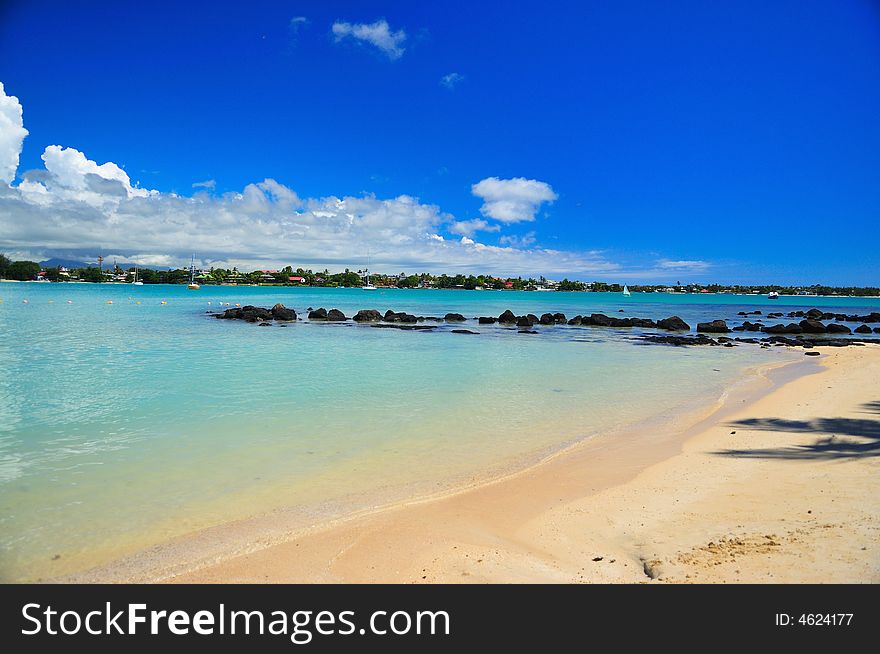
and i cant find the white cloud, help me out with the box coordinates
[440,72,464,90]
[332,19,406,59]
[192,179,216,190]
[471,176,558,224]
[656,259,710,271]
[0,88,705,279]
[499,232,537,248]
[449,218,500,237]
[0,82,28,184]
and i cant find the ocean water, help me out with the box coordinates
[1,283,878,582]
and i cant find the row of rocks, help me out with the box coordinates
[785,308,880,323]
[643,334,875,349]
[697,317,879,335]
[474,310,691,331]
[217,303,297,322]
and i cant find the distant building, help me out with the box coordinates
[288,276,306,283]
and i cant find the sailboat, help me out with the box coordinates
[622,285,631,296]
[187,255,200,290]
[362,267,377,290]
[132,266,143,285]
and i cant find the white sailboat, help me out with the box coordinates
[362,268,377,290]
[132,266,143,285]
[622,285,631,296]
[187,255,200,290]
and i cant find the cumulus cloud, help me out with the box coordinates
[449,218,500,237]
[192,179,216,190]
[332,19,406,59]
[0,86,705,279]
[471,177,558,224]
[0,83,28,184]
[440,72,464,90]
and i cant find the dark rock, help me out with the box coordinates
[567,315,583,325]
[805,351,820,356]
[526,314,539,324]
[478,316,497,324]
[258,322,271,326]
[588,313,613,326]
[451,329,479,334]
[553,312,567,323]
[642,334,717,346]
[855,324,872,334]
[444,312,466,322]
[539,313,555,325]
[370,324,435,330]
[384,310,418,323]
[764,323,802,334]
[799,319,826,334]
[326,309,347,321]
[271,303,297,321]
[875,327,880,334]
[656,316,690,331]
[805,308,823,320]
[518,330,539,334]
[516,316,533,327]
[353,309,382,322]
[826,323,851,334]
[308,307,328,320]
[696,320,729,333]
[497,309,517,323]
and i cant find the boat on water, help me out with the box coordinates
[187,255,200,290]
[767,291,779,299]
[132,266,143,285]
[623,285,631,296]
[362,264,376,290]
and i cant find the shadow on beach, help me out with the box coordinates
[712,401,880,461]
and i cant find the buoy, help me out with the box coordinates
[48,300,54,304]
[22,299,29,304]
[235,303,240,307]
[136,301,141,305]
[107,300,113,304]
[161,301,167,305]
[66,300,73,304]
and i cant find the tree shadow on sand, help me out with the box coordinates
[713,401,880,461]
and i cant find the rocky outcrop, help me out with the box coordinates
[516,316,533,327]
[444,313,466,322]
[656,316,690,331]
[798,319,826,334]
[478,316,497,324]
[763,323,803,334]
[451,329,479,334]
[732,321,763,332]
[218,305,273,322]
[567,315,583,325]
[327,309,347,321]
[826,323,851,334]
[539,313,555,325]
[308,307,328,320]
[855,324,872,334]
[384,310,418,323]
[497,309,517,324]
[696,320,729,333]
[353,309,382,322]
[553,312,567,324]
[271,303,297,321]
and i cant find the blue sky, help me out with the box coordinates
[0,0,878,283]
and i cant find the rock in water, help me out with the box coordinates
[497,309,517,323]
[308,307,328,320]
[656,316,690,331]
[798,319,826,334]
[444,313,466,322]
[696,320,730,333]
[353,309,382,322]
[826,323,851,334]
[326,309,347,321]
[271,303,296,321]
[854,324,872,334]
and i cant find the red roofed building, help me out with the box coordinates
[288,276,306,283]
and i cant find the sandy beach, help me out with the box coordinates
[168,344,879,584]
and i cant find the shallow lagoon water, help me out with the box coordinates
[1,284,878,581]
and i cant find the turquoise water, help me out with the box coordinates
[1,283,878,581]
